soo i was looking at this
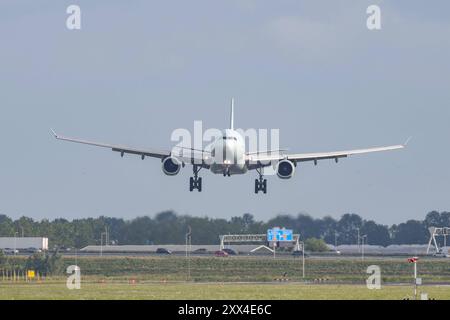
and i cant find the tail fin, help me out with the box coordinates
[230,98,235,130]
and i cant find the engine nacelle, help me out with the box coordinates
[162,157,181,176]
[277,160,295,179]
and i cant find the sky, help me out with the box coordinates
[0,0,449,224]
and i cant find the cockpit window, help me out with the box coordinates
[223,137,237,141]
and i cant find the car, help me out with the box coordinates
[193,248,207,254]
[222,248,237,255]
[292,250,308,257]
[214,250,229,257]
[3,248,19,255]
[433,251,448,258]
[57,246,72,252]
[156,248,172,255]
[25,247,42,254]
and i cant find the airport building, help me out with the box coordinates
[0,237,48,251]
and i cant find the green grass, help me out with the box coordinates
[0,282,449,300]
[1,255,449,299]
[3,256,450,283]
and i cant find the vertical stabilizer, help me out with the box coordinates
[230,98,235,130]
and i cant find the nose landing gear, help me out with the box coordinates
[255,168,267,194]
[190,165,202,192]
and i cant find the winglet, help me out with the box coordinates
[404,136,413,147]
[50,128,58,138]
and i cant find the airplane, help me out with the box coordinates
[51,99,407,194]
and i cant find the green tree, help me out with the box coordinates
[0,250,6,267]
[25,251,62,275]
[391,220,429,244]
[123,216,155,244]
[424,211,450,228]
[361,220,391,247]
[337,214,363,244]
[0,214,14,236]
[318,216,338,244]
[14,216,36,237]
[304,238,329,252]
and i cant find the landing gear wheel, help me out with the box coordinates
[255,168,267,194]
[190,165,203,192]
[198,177,202,192]
[223,168,231,177]
[189,177,194,192]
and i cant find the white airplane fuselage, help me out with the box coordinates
[209,129,247,176]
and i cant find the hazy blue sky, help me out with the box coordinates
[0,0,449,224]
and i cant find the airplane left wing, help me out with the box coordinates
[247,143,406,167]
[51,129,170,159]
[51,130,211,168]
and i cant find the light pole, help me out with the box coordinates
[299,241,305,279]
[361,235,367,261]
[414,258,418,299]
[14,232,18,255]
[186,226,192,281]
[105,226,109,247]
[334,232,338,252]
[444,232,447,248]
[100,232,106,257]
[408,257,419,300]
[20,226,24,238]
[357,228,361,253]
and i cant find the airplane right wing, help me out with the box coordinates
[51,129,211,167]
[284,144,405,163]
[247,142,407,168]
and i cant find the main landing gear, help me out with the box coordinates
[189,165,202,192]
[223,168,231,177]
[255,168,267,194]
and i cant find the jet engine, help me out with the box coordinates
[162,157,182,176]
[276,160,295,179]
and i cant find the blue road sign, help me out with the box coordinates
[267,228,293,241]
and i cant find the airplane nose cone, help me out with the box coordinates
[224,141,237,164]
[213,140,237,165]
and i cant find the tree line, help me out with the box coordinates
[0,211,449,249]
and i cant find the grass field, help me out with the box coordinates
[4,255,449,283]
[1,255,449,299]
[0,282,449,300]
